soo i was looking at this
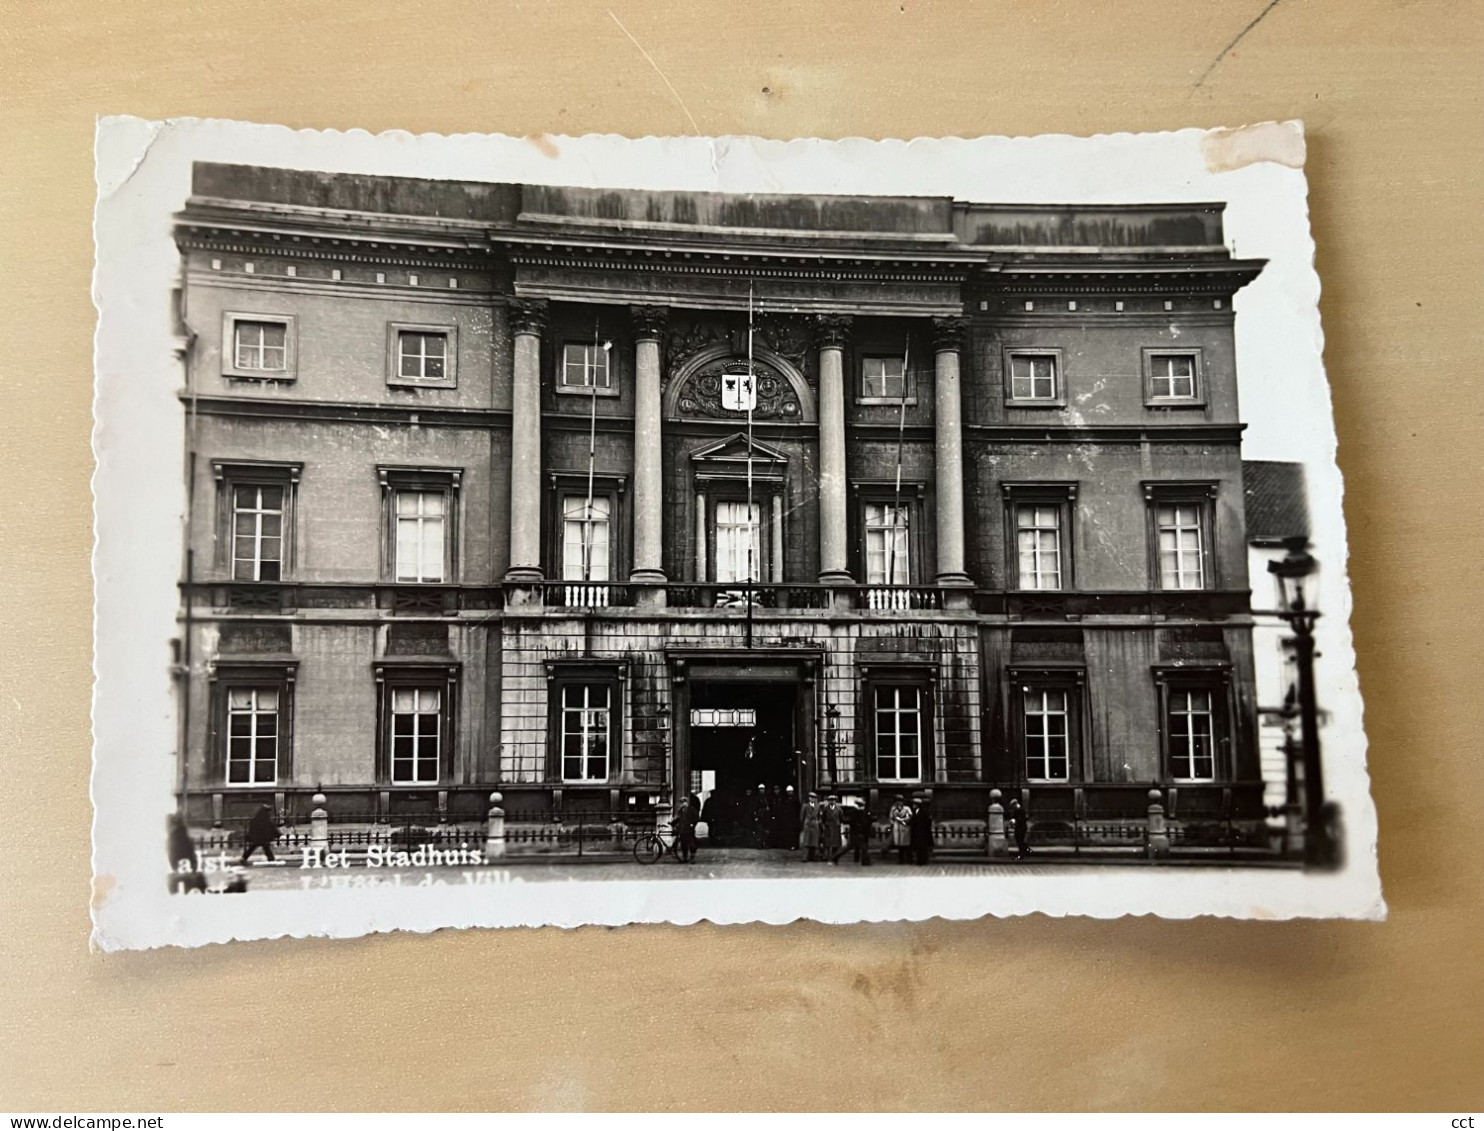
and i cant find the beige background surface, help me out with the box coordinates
[3,0,1481,1112]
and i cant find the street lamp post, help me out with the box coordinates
[1267,536,1337,868]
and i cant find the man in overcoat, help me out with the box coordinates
[889,793,913,865]
[845,797,874,866]
[821,794,845,864]
[240,802,280,865]
[779,785,801,850]
[909,792,934,866]
[798,791,823,861]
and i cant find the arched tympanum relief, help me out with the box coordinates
[663,343,816,424]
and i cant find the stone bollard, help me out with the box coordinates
[484,791,506,860]
[1146,788,1170,859]
[987,789,1009,857]
[309,792,329,858]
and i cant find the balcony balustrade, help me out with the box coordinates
[540,581,634,609]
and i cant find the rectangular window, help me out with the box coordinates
[864,502,911,585]
[390,687,441,784]
[875,686,923,782]
[861,356,908,401]
[1015,504,1063,590]
[230,484,285,581]
[234,320,287,372]
[690,708,756,728]
[561,684,611,782]
[398,330,447,381]
[1023,688,1070,782]
[223,313,297,380]
[394,490,446,582]
[1156,503,1206,589]
[1148,353,1197,399]
[226,687,279,785]
[561,342,610,389]
[1167,688,1216,781]
[1009,352,1059,401]
[561,495,611,582]
[715,500,761,583]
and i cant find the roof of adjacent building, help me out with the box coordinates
[1244,461,1310,544]
[185,162,1245,258]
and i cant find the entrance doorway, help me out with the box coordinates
[688,681,797,848]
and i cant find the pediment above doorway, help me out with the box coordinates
[689,431,791,475]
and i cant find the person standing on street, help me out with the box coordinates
[240,802,280,865]
[909,792,934,866]
[673,792,697,863]
[1007,796,1030,859]
[846,797,874,867]
[799,791,822,861]
[822,794,844,865]
[889,793,913,865]
[780,785,801,851]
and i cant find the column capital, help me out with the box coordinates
[813,313,854,350]
[510,298,548,336]
[931,315,967,352]
[629,305,670,341]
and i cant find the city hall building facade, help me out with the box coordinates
[172,162,1269,846]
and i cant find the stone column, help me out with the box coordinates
[694,491,707,581]
[771,492,784,583]
[630,306,668,606]
[932,316,973,591]
[815,314,853,584]
[506,299,547,584]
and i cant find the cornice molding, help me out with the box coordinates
[965,422,1246,444]
[185,273,497,305]
[176,234,490,271]
[180,394,513,430]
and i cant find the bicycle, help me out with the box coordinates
[633,824,688,865]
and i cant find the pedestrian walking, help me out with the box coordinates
[909,792,934,866]
[888,793,913,865]
[799,791,822,861]
[822,794,844,864]
[240,803,280,865]
[846,798,873,866]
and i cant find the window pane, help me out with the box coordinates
[419,517,444,582]
[562,496,611,582]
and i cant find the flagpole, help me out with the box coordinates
[583,321,603,588]
[890,336,910,590]
[745,283,755,649]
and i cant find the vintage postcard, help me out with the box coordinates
[91,117,1383,949]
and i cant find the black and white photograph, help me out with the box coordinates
[90,118,1381,947]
